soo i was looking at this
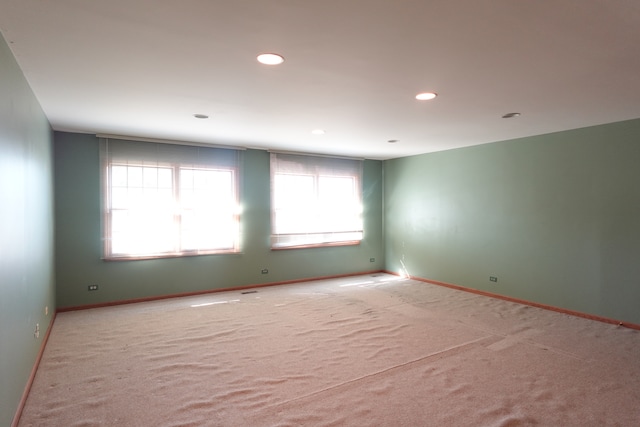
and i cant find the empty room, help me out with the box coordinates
[2,1,640,426]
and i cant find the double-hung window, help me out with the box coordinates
[101,138,241,260]
[270,152,363,249]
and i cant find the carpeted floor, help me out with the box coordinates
[19,274,640,426]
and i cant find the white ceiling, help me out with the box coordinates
[1,1,639,160]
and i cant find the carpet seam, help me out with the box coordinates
[265,334,498,410]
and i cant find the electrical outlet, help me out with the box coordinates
[489,276,498,283]
[34,323,40,339]
[45,306,48,316]
[370,258,375,262]
[88,284,99,291]
[261,269,268,274]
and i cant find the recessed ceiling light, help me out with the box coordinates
[502,112,521,118]
[257,53,285,65]
[415,92,438,101]
[193,114,209,119]
[311,129,325,135]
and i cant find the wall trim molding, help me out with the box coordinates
[12,312,57,427]
[385,271,640,331]
[58,270,385,312]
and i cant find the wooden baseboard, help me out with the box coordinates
[58,270,386,312]
[12,312,57,427]
[383,270,640,331]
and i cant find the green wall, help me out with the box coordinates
[0,34,55,426]
[54,132,384,308]
[385,119,640,324]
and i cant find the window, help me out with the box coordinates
[101,138,241,260]
[270,152,363,249]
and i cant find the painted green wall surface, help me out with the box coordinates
[0,34,56,426]
[54,132,384,308]
[385,119,640,324]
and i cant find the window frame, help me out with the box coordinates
[270,152,364,250]
[100,138,241,261]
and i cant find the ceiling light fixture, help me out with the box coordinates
[311,129,325,135]
[257,53,285,65]
[387,139,398,143]
[193,114,209,119]
[415,92,438,101]
[502,112,521,118]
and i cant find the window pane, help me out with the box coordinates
[109,164,177,256]
[157,188,173,210]
[274,174,314,208]
[111,187,128,209]
[209,171,233,199]
[111,166,128,187]
[318,176,361,232]
[319,176,354,203]
[128,167,143,187]
[179,168,237,252]
[143,167,158,187]
[103,140,240,259]
[128,187,143,209]
[193,169,210,189]
[181,169,194,188]
[181,188,195,209]
[112,210,175,255]
[111,210,128,233]
[270,153,363,248]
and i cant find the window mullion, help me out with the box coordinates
[174,165,182,254]
[105,164,114,257]
[101,138,240,259]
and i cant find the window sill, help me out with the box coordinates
[103,250,241,261]
[271,240,361,251]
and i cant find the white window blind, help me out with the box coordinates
[270,152,363,249]
[101,138,241,260]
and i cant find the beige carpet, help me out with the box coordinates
[19,274,640,426]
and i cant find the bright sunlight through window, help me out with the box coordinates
[102,138,240,260]
[270,152,363,249]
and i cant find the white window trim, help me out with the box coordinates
[100,138,241,260]
[270,152,364,250]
